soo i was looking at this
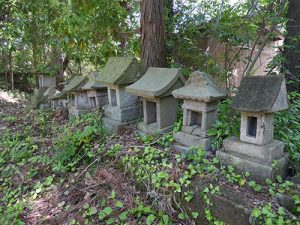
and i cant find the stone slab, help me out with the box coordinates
[223,136,284,164]
[182,125,208,137]
[102,116,137,133]
[217,150,288,183]
[137,121,172,135]
[174,131,211,150]
[103,104,142,123]
[179,178,252,225]
[69,109,90,118]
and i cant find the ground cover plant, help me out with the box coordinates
[0,91,299,225]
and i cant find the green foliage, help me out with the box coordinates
[54,112,107,171]
[208,98,240,150]
[250,204,299,225]
[274,92,300,171]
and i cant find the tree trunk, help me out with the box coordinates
[164,0,174,62]
[283,0,300,92]
[141,0,167,72]
[9,50,14,91]
[32,39,39,88]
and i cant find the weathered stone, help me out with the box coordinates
[191,127,208,137]
[81,71,108,109]
[223,136,284,164]
[102,116,137,133]
[289,176,300,185]
[240,112,274,145]
[276,193,300,215]
[103,104,142,123]
[182,125,197,134]
[172,71,224,150]
[183,100,219,113]
[39,75,56,89]
[231,75,288,113]
[174,131,211,150]
[179,178,252,225]
[126,67,185,98]
[217,150,288,183]
[137,121,172,135]
[172,71,227,102]
[97,57,142,85]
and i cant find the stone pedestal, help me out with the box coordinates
[31,88,47,108]
[103,86,142,132]
[217,136,288,183]
[173,101,218,151]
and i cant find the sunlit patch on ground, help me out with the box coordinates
[0,89,26,103]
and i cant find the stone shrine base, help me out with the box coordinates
[137,122,173,135]
[217,136,288,183]
[69,109,90,118]
[102,116,138,133]
[173,131,211,151]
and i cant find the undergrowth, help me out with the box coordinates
[0,99,299,225]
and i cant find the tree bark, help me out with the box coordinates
[9,50,14,91]
[283,0,300,92]
[141,0,167,72]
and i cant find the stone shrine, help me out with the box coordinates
[40,86,60,109]
[39,75,56,89]
[217,75,289,183]
[50,90,68,109]
[81,71,108,109]
[126,67,185,134]
[172,71,226,151]
[32,75,57,108]
[67,76,89,117]
[97,57,143,132]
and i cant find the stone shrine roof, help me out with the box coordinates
[81,71,106,90]
[43,86,60,99]
[64,76,87,92]
[126,67,185,98]
[96,57,142,85]
[172,71,226,102]
[50,90,67,100]
[231,75,288,113]
[50,76,87,99]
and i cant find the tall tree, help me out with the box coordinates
[283,0,300,92]
[141,0,167,71]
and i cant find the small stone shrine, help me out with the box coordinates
[50,90,68,109]
[217,75,289,183]
[32,75,57,108]
[172,71,226,151]
[81,71,108,109]
[67,76,89,117]
[40,86,60,109]
[126,67,185,134]
[97,56,143,132]
[39,75,56,89]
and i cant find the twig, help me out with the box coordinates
[76,158,99,179]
